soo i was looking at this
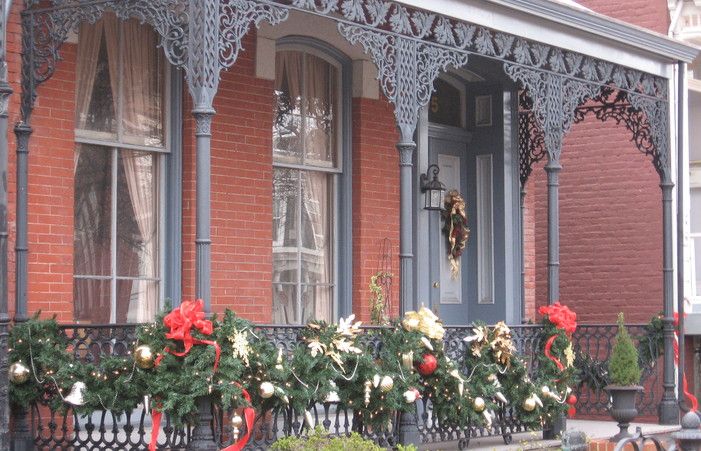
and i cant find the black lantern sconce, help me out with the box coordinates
[420,164,446,211]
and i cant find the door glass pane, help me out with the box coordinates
[304,54,337,166]
[74,278,110,324]
[429,78,463,128]
[121,20,165,147]
[274,51,304,164]
[273,168,299,286]
[300,171,332,286]
[74,145,112,276]
[76,24,117,137]
[273,283,298,324]
[692,189,701,233]
[116,279,158,323]
[301,284,332,324]
[116,151,158,278]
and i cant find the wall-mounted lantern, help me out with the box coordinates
[420,164,446,211]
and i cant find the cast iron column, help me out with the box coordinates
[398,136,415,315]
[676,61,687,413]
[14,122,31,322]
[545,156,561,305]
[520,187,526,322]
[194,109,213,312]
[0,18,12,448]
[660,179,679,424]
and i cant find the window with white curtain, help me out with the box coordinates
[272,48,341,324]
[73,15,166,324]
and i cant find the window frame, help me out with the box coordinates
[73,18,178,324]
[272,37,353,324]
[691,164,701,305]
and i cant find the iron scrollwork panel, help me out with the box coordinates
[504,63,600,161]
[338,23,468,141]
[518,90,546,187]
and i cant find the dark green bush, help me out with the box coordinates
[270,428,386,451]
[608,313,641,386]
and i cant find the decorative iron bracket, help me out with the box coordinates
[505,63,599,162]
[338,23,468,141]
[19,0,288,120]
[518,90,546,187]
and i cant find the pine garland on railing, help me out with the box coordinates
[8,302,580,446]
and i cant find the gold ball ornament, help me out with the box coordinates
[541,385,550,396]
[380,375,394,393]
[9,362,30,384]
[259,382,275,399]
[522,397,537,412]
[134,345,155,369]
[473,397,486,413]
[231,414,243,429]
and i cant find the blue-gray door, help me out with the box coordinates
[428,127,472,325]
[428,83,515,326]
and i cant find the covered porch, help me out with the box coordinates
[0,0,699,449]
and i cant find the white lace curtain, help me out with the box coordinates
[74,15,159,323]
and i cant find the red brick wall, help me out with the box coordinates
[528,116,664,323]
[181,33,275,323]
[577,0,669,34]
[351,97,400,323]
[523,1,670,323]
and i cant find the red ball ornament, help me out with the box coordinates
[566,394,577,405]
[417,354,438,376]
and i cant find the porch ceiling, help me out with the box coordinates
[396,0,700,77]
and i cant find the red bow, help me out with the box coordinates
[155,299,221,371]
[539,302,577,336]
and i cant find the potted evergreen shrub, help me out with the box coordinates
[605,313,643,442]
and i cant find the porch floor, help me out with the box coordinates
[422,420,680,450]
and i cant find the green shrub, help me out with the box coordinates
[608,313,641,386]
[271,427,385,451]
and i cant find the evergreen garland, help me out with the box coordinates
[8,303,580,436]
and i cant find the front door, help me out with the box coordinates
[428,129,471,325]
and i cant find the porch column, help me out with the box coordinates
[398,134,416,314]
[545,156,561,304]
[676,60,687,414]
[194,110,213,310]
[659,179,678,424]
[14,122,31,322]
[0,0,12,443]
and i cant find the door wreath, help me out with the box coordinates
[442,190,470,279]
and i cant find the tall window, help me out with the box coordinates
[73,15,166,323]
[272,48,341,324]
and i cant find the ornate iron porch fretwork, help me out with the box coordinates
[261,0,666,101]
[573,86,671,182]
[518,90,546,187]
[338,23,468,140]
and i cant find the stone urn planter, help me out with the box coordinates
[605,384,643,442]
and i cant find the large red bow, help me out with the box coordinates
[155,299,221,370]
[539,302,577,336]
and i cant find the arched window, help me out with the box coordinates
[272,44,346,324]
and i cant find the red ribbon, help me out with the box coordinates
[221,387,255,451]
[539,302,577,336]
[673,313,698,412]
[155,299,221,371]
[543,334,565,371]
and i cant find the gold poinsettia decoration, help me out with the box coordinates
[490,321,516,366]
[228,329,251,367]
[402,306,445,340]
[564,342,575,368]
[464,325,489,357]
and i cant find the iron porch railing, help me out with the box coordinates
[14,322,662,450]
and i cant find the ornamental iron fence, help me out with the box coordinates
[12,322,662,450]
